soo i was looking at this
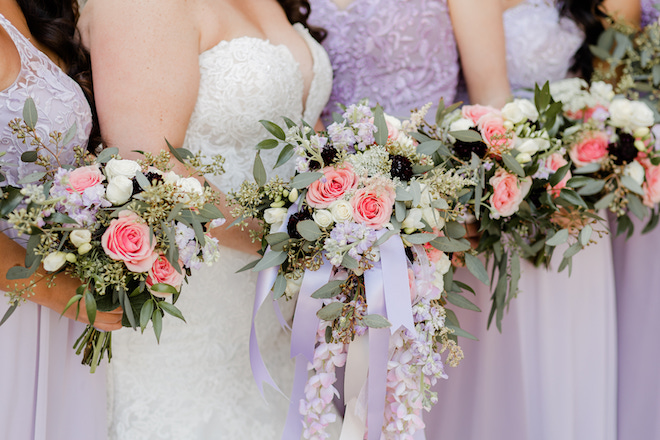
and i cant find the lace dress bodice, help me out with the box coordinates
[642,0,660,28]
[108,24,333,440]
[504,0,583,94]
[308,0,459,120]
[0,14,91,188]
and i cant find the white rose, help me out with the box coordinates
[624,160,645,186]
[264,207,287,229]
[629,101,655,130]
[449,118,475,132]
[516,138,550,155]
[178,177,204,197]
[43,251,67,272]
[502,99,538,124]
[550,78,588,102]
[436,252,452,276]
[69,229,92,248]
[609,99,634,129]
[590,81,615,104]
[329,200,353,223]
[284,272,304,296]
[104,158,141,180]
[105,175,134,205]
[312,209,334,228]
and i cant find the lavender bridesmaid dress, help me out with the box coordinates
[614,3,660,439]
[0,13,107,440]
[427,2,617,440]
[308,0,459,121]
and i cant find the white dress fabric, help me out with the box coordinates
[0,13,107,440]
[107,24,333,439]
[426,2,617,439]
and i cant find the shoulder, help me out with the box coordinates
[0,14,21,91]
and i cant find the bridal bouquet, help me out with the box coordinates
[415,85,598,330]
[229,102,485,439]
[1,98,225,372]
[549,78,660,236]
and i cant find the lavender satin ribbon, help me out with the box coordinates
[281,261,333,439]
[364,266,389,440]
[378,232,415,334]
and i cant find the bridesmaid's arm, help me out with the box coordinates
[80,0,260,254]
[448,0,511,107]
[603,0,641,27]
[0,234,122,331]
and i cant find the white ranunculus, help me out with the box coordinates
[69,229,92,248]
[43,251,67,272]
[402,208,425,233]
[329,200,353,223]
[264,207,287,226]
[163,171,180,185]
[312,209,334,228]
[104,158,141,181]
[590,81,615,104]
[105,175,134,205]
[624,160,645,186]
[449,118,474,132]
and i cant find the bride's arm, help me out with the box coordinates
[603,0,641,27]
[81,0,260,254]
[448,0,511,107]
[0,234,122,331]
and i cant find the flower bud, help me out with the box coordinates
[65,253,77,263]
[43,251,67,272]
[270,200,286,208]
[288,188,299,203]
[78,243,93,255]
[635,140,647,152]
[70,229,92,248]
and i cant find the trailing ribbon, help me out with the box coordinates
[339,335,369,440]
[378,232,415,335]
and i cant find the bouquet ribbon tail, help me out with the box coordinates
[339,334,368,440]
[378,232,416,335]
[250,265,283,396]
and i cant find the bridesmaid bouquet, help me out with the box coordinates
[416,86,598,330]
[550,78,659,236]
[1,98,225,371]
[229,102,485,439]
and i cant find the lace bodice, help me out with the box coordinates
[504,0,584,94]
[642,0,660,28]
[182,23,332,193]
[0,14,91,188]
[108,24,334,440]
[308,0,459,120]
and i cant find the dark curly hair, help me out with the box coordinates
[559,0,607,80]
[278,0,326,41]
[16,0,100,152]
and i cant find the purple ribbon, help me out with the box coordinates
[281,355,309,440]
[364,266,389,440]
[378,232,415,335]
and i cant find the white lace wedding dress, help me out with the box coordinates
[107,24,333,439]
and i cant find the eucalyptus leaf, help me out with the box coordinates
[446,291,481,312]
[266,232,290,246]
[253,153,267,187]
[403,233,435,244]
[416,140,442,156]
[577,179,606,196]
[621,175,645,196]
[374,229,397,247]
[272,274,287,299]
[373,105,388,146]
[140,299,154,331]
[252,250,287,272]
[395,200,406,223]
[152,309,162,343]
[135,172,151,190]
[0,304,18,327]
[20,150,38,163]
[297,220,322,241]
[444,221,467,239]
[362,314,391,328]
[653,65,660,87]
[450,130,483,143]
[311,280,345,299]
[256,139,280,150]
[464,253,489,285]
[579,224,593,246]
[572,162,601,174]
[6,257,40,280]
[549,163,570,187]
[430,236,471,253]
[317,302,344,321]
[627,194,648,220]
[395,186,413,201]
[291,172,323,189]
[546,229,569,246]
[236,258,260,273]
[563,242,582,259]
[501,153,526,177]
[62,122,78,146]
[23,97,38,130]
[17,171,46,185]
[594,192,616,211]
[341,254,359,271]
[259,120,286,140]
[558,188,587,208]
[275,144,295,168]
[446,324,478,341]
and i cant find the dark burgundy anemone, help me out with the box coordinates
[453,132,488,161]
[390,154,413,181]
[287,209,313,239]
[608,131,638,165]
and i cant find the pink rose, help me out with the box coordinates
[350,185,395,229]
[306,164,359,208]
[462,104,500,125]
[101,210,158,272]
[546,153,572,198]
[642,160,660,207]
[479,114,515,158]
[489,169,532,219]
[67,165,104,194]
[146,255,185,297]
[566,104,608,122]
[569,132,609,167]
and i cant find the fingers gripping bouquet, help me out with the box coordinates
[229,102,484,439]
[1,98,225,372]
[418,85,598,330]
[549,78,660,236]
